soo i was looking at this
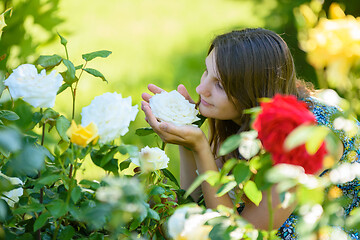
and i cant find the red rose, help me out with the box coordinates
[253,94,327,174]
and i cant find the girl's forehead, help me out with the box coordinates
[205,50,221,79]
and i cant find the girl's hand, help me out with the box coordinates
[141,100,206,152]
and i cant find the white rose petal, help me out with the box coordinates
[81,92,138,144]
[238,131,261,160]
[0,173,23,207]
[149,90,200,126]
[313,89,342,107]
[132,146,169,172]
[96,186,123,204]
[329,162,360,184]
[4,64,63,108]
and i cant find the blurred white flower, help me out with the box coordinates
[81,92,138,144]
[4,64,63,108]
[0,173,23,207]
[300,204,323,224]
[168,206,220,240]
[313,89,342,107]
[329,162,360,184]
[96,186,123,204]
[230,228,245,240]
[238,130,261,160]
[132,146,169,172]
[149,90,200,126]
[333,116,358,137]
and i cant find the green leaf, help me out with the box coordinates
[135,127,155,136]
[46,199,68,218]
[184,171,218,198]
[71,186,82,203]
[37,54,62,69]
[219,134,242,156]
[147,208,160,221]
[0,75,5,98]
[305,126,329,155]
[220,158,238,176]
[75,64,83,70]
[233,162,252,184]
[82,50,112,61]
[57,83,70,95]
[57,32,68,46]
[42,108,60,123]
[216,181,237,197]
[243,106,261,115]
[193,114,207,128]
[243,180,262,206]
[63,59,76,83]
[161,168,180,188]
[0,110,19,121]
[284,125,315,151]
[150,186,165,196]
[58,225,75,240]
[79,179,100,190]
[100,147,118,167]
[83,68,107,83]
[119,159,131,171]
[56,115,71,142]
[38,175,60,185]
[33,211,51,232]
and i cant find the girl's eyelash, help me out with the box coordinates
[216,81,223,89]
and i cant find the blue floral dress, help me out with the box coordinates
[277,98,360,239]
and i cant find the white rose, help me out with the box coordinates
[149,90,200,126]
[4,64,63,108]
[81,92,138,144]
[238,130,261,160]
[132,146,169,172]
[0,173,23,207]
[168,206,220,240]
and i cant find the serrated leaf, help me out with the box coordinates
[38,175,60,185]
[135,127,155,136]
[63,59,76,83]
[34,211,51,232]
[243,180,262,206]
[83,68,107,83]
[46,199,68,218]
[216,181,237,197]
[82,50,112,61]
[0,110,19,121]
[56,115,71,142]
[233,162,252,184]
[219,134,242,156]
[57,83,70,95]
[71,186,82,203]
[37,54,62,68]
[119,159,131,171]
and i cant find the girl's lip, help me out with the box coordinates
[201,98,213,106]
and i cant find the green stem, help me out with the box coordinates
[52,218,62,240]
[161,141,166,151]
[71,86,76,120]
[37,108,45,240]
[267,189,274,240]
[64,45,69,61]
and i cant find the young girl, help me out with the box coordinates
[141,28,359,239]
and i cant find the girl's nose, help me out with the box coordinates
[196,76,210,97]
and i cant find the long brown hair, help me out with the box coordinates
[207,28,312,161]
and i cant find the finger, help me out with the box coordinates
[148,84,165,94]
[142,92,152,102]
[158,122,186,140]
[177,84,195,104]
[141,101,160,128]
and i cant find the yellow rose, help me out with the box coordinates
[329,3,346,19]
[66,120,99,147]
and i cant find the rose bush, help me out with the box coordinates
[149,90,200,126]
[253,94,327,174]
[4,64,63,108]
[0,172,23,207]
[131,146,170,173]
[81,92,138,144]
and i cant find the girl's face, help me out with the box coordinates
[196,50,241,124]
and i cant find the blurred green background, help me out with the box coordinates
[2,0,359,181]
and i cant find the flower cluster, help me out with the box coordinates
[81,92,138,144]
[4,64,63,108]
[149,90,200,126]
[253,94,327,174]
